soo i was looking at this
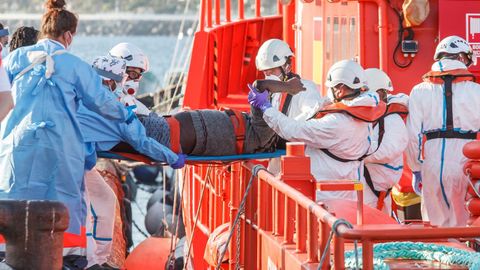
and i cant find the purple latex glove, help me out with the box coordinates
[247,83,272,112]
[412,171,422,195]
[171,153,187,169]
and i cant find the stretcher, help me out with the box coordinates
[97,150,287,165]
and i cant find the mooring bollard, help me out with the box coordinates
[0,200,69,270]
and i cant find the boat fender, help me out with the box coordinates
[204,223,230,267]
[124,237,171,270]
[147,189,173,210]
[463,141,480,160]
[466,198,480,216]
[145,201,173,235]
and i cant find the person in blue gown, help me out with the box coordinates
[0,0,148,254]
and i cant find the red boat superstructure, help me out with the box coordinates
[181,0,480,269]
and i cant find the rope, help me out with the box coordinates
[215,165,267,270]
[344,242,480,270]
[132,219,149,239]
[318,218,357,270]
[183,166,213,270]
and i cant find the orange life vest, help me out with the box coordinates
[422,68,476,84]
[313,101,387,122]
[422,69,478,141]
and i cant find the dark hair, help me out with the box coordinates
[40,0,78,39]
[0,23,4,30]
[10,27,39,52]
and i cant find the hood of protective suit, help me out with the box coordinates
[431,59,467,72]
[341,91,380,107]
[386,93,409,107]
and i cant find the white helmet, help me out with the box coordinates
[109,42,150,72]
[434,35,473,65]
[92,55,127,83]
[365,68,393,92]
[255,39,294,71]
[325,60,368,90]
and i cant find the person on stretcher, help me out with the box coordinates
[80,55,307,159]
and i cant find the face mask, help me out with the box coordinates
[265,74,281,81]
[65,31,73,51]
[112,85,125,99]
[124,80,139,96]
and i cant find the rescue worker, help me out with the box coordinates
[109,42,151,115]
[0,57,12,122]
[406,35,480,227]
[363,68,408,213]
[0,23,12,121]
[249,59,385,201]
[0,0,156,265]
[253,38,324,175]
[0,23,8,58]
[80,55,183,270]
[9,26,39,52]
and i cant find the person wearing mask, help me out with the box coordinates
[109,42,152,115]
[406,35,480,227]
[0,0,174,266]
[80,55,182,270]
[249,59,385,201]
[0,23,8,58]
[363,68,408,213]
[0,63,12,122]
[254,38,325,175]
[9,26,39,52]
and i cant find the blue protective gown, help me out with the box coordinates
[77,99,178,171]
[0,39,129,235]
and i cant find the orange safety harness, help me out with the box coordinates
[422,69,478,141]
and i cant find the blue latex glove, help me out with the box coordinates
[247,84,272,112]
[125,105,137,125]
[171,153,187,169]
[412,171,422,195]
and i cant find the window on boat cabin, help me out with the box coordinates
[326,17,331,61]
[333,16,340,62]
[349,17,357,59]
[341,16,348,59]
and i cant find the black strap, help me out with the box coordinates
[364,166,392,198]
[425,130,477,141]
[275,94,293,149]
[443,75,454,130]
[320,148,370,163]
[281,94,293,115]
[423,75,478,141]
[377,117,385,149]
[320,117,385,163]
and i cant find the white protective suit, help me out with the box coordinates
[363,93,409,213]
[84,169,117,267]
[406,59,480,227]
[268,79,325,175]
[263,92,378,201]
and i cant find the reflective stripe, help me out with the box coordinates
[90,204,113,242]
[439,137,450,208]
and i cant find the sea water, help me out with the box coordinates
[71,35,188,95]
[72,35,180,247]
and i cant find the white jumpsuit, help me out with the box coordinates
[263,92,378,201]
[268,79,325,175]
[363,94,409,213]
[84,169,117,267]
[406,59,480,227]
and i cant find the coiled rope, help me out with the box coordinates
[344,241,480,270]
